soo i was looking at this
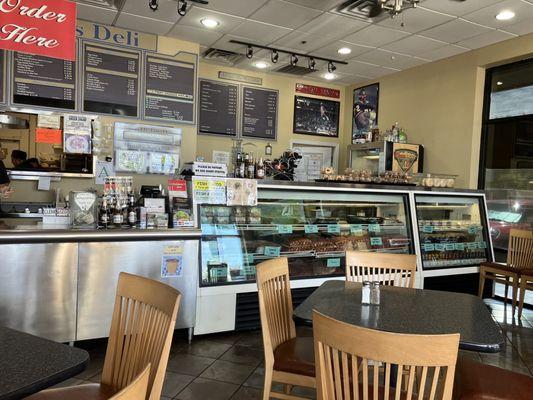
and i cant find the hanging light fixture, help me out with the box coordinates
[149,0,158,11]
[290,54,298,66]
[246,46,254,59]
[308,57,316,71]
[177,0,188,16]
[271,50,279,64]
[328,61,336,73]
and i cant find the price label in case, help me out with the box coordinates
[370,237,383,246]
[423,243,435,252]
[468,226,479,234]
[435,243,446,252]
[246,253,254,264]
[350,224,363,236]
[445,243,455,251]
[479,241,487,249]
[201,224,216,235]
[422,225,434,233]
[455,243,465,251]
[368,224,381,233]
[277,224,293,234]
[264,246,281,257]
[327,224,341,234]
[327,258,341,268]
[244,265,256,276]
[467,242,478,250]
[305,224,319,234]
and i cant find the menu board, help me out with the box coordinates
[83,43,140,117]
[0,50,4,104]
[242,86,278,140]
[12,52,76,110]
[144,55,195,123]
[199,79,238,136]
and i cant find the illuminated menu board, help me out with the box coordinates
[144,55,195,123]
[12,52,76,110]
[83,43,140,117]
[199,79,238,136]
[242,86,278,140]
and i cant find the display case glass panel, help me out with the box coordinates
[415,195,491,269]
[200,190,413,286]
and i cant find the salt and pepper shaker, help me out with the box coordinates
[362,281,371,304]
[371,281,381,305]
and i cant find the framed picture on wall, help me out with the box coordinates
[352,83,379,140]
[293,96,340,137]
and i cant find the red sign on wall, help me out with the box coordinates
[295,83,340,99]
[0,0,77,61]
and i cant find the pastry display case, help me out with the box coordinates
[199,188,414,286]
[415,194,492,270]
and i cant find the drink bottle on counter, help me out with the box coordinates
[99,198,109,228]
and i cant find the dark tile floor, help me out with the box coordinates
[56,298,533,400]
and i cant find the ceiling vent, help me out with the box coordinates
[333,0,396,23]
[275,64,314,76]
[203,48,244,65]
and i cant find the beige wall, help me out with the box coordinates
[343,32,533,189]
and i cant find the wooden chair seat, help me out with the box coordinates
[26,383,115,400]
[480,262,525,275]
[453,358,533,400]
[274,337,316,378]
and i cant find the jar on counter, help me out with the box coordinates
[362,281,371,304]
[371,281,381,305]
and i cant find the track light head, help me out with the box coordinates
[149,0,158,11]
[246,46,254,59]
[271,50,279,64]
[328,61,336,73]
[308,57,316,71]
[290,54,298,66]
[177,0,188,16]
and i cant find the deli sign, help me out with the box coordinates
[0,0,77,60]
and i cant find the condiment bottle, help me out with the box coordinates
[371,281,381,305]
[362,281,371,304]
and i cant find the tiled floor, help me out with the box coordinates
[57,298,533,400]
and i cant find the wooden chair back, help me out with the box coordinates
[110,364,150,400]
[345,251,417,288]
[101,272,181,400]
[256,257,296,362]
[507,229,533,270]
[313,311,459,400]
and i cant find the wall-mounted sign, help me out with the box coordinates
[199,79,238,136]
[76,20,157,52]
[295,83,340,99]
[219,71,262,85]
[144,54,195,123]
[293,96,340,137]
[242,86,278,140]
[0,0,77,60]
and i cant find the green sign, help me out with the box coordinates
[264,246,281,257]
[368,224,381,233]
[423,243,435,252]
[327,224,341,234]
[277,224,293,234]
[370,237,383,246]
[304,224,319,234]
[327,258,341,268]
[350,224,363,236]
[422,225,434,233]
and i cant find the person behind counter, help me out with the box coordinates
[11,150,41,170]
[0,158,12,198]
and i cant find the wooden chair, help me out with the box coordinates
[313,311,460,400]
[345,251,417,288]
[519,271,533,318]
[110,364,150,400]
[479,229,533,316]
[256,257,316,400]
[28,273,181,400]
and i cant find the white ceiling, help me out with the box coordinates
[76,0,533,86]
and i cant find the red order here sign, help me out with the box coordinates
[0,0,77,61]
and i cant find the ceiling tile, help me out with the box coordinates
[283,0,344,12]
[456,29,517,49]
[462,0,533,29]
[339,60,399,79]
[294,12,369,40]
[76,2,118,25]
[312,41,374,60]
[120,0,179,23]
[195,0,269,18]
[115,13,174,36]
[175,7,244,33]
[335,74,369,86]
[377,7,455,33]
[230,20,292,44]
[419,18,492,43]
[307,70,354,84]
[211,34,255,53]
[500,16,533,35]
[272,31,335,54]
[381,35,447,56]
[355,49,427,70]
[417,44,470,62]
[343,25,410,47]
[249,0,322,29]
[420,0,504,16]
[234,56,277,72]
[167,25,222,46]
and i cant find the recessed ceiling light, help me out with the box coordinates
[338,47,352,55]
[497,81,503,86]
[495,10,515,21]
[255,61,268,69]
[200,18,219,28]
[324,73,336,80]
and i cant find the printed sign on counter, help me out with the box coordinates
[161,242,184,278]
[194,179,226,205]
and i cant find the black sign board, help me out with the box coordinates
[199,79,238,136]
[0,50,4,104]
[83,43,140,117]
[12,52,76,110]
[144,55,195,123]
[242,86,278,140]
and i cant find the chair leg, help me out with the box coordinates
[284,385,293,394]
[518,279,527,319]
[263,367,273,400]
[478,270,486,298]
[504,277,510,307]
[511,278,519,316]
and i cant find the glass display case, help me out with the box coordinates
[199,189,414,286]
[415,194,491,269]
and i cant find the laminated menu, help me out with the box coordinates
[226,179,257,206]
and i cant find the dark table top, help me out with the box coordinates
[0,326,89,400]
[294,281,505,353]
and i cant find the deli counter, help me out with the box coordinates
[192,179,494,335]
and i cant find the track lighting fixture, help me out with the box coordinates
[177,0,188,16]
[149,0,158,11]
[246,46,254,59]
[308,57,316,71]
[290,54,298,66]
[328,61,336,73]
[271,50,279,64]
